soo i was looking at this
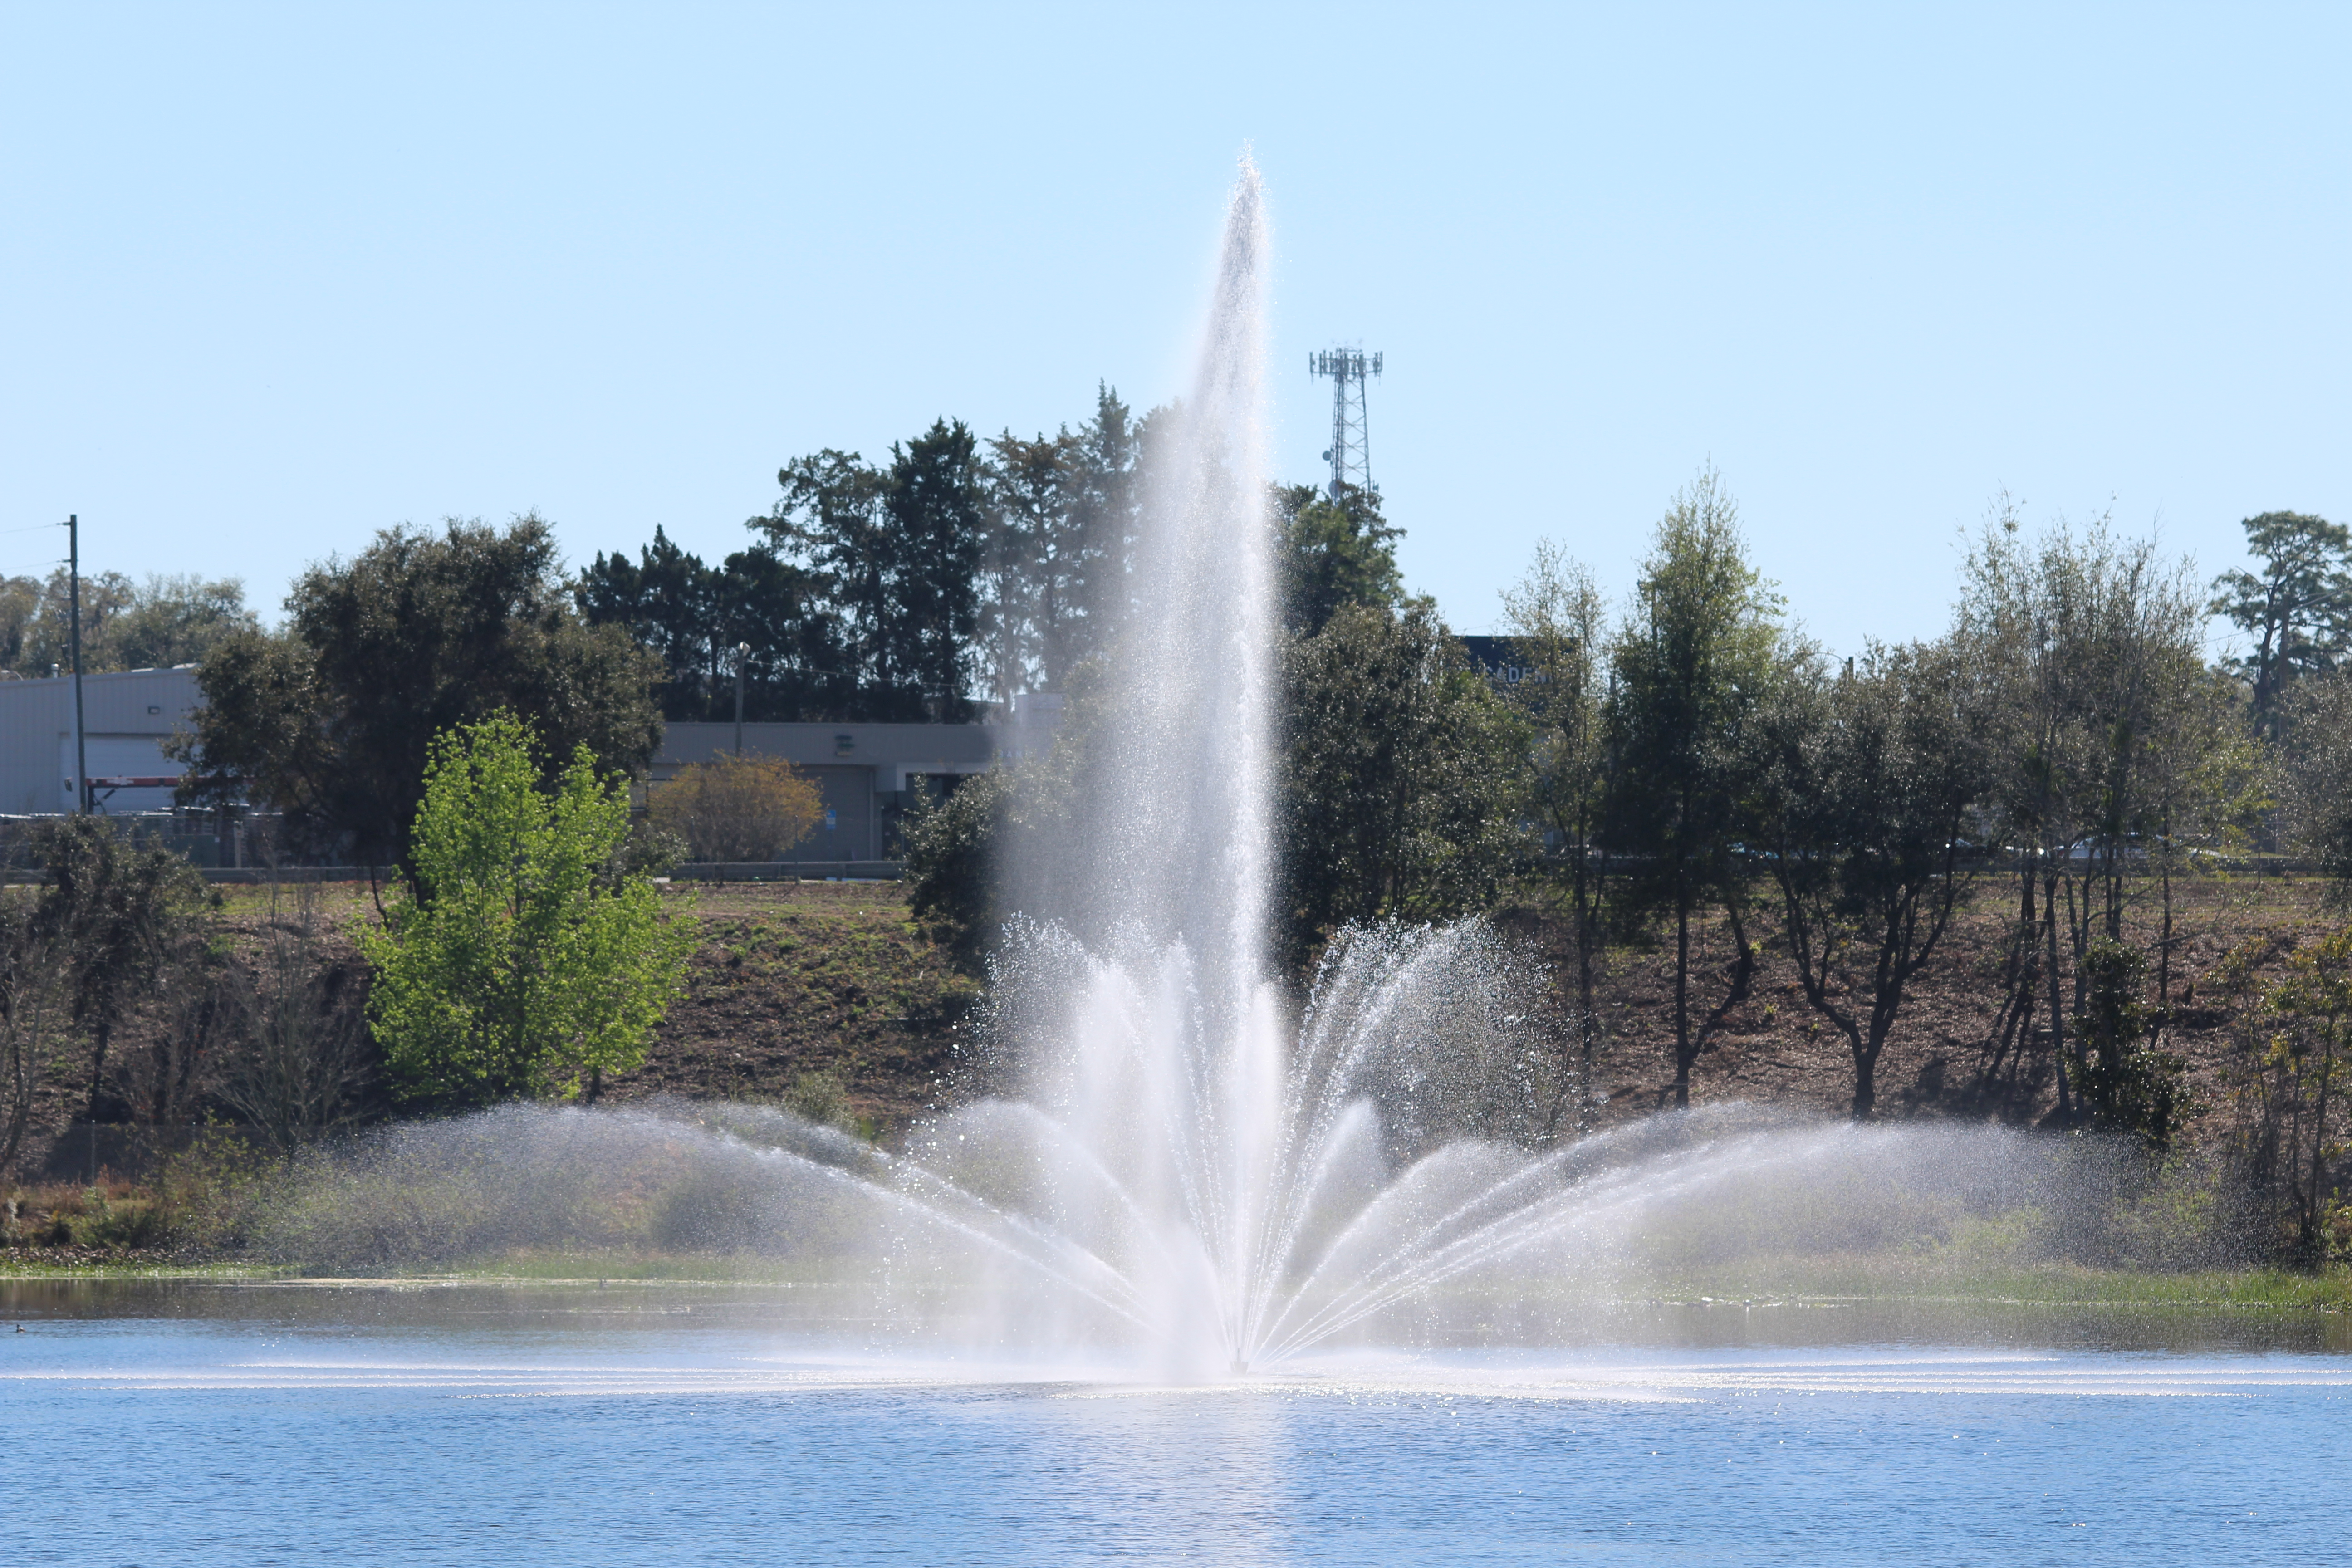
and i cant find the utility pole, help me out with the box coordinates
[66,514,88,813]
[1307,348,1382,499]
[733,642,751,756]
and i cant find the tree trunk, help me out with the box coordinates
[2305,1034,2335,1263]
[1573,855,1599,1135]
[0,1020,32,1178]
[83,1020,113,1121]
[2045,869,2073,1124]
[2158,833,2175,1009]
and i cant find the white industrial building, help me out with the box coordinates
[0,666,198,817]
[0,665,1044,865]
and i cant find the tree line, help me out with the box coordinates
[0,568,257,678]
[911,470,2352,1184]
[16,380,2352,1264]
[576,387,1150,724]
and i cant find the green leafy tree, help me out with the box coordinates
[0,570,256,676]
[1277,600,1530,969]
[2237,923,2352,1262]
[21,569,135,674]
[2209,511,2352,742]
[1958,506,2208,1125]
[361,713,695,1106]
[0,574,41,672]
[1499,541,1611,1121]
[2067,936,2192,1152]
[1753,640,1992,1118]
[2278,671,2352,900]
[1273,482,1404,636]
[175,515,662,867]
[1604,471,1784,1107]
[902,660,1105,970]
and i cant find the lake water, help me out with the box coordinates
[6,1280,2349,1566]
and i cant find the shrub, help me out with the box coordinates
[651,754,822,862]
[2069,937,2193,1152]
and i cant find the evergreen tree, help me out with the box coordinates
[576,526,720,714]
[882,419,988,721]
[2209,511,2352,742]
[980,429,1075,710]
[1064,384,1142,669]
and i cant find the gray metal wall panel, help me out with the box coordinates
[0,668,199,815]
[784,764,878,862]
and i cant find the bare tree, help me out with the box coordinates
[212,882,372,1149]
[116,926,235,1130]
[0,897,63,1177]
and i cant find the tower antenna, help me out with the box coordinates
[1307,348,1382,499]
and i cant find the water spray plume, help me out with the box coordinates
[270,164,2168,1379]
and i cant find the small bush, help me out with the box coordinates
[652,754,823,862]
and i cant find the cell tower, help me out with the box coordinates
[1308,347,1382,498]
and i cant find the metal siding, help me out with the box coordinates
[782,765,877,862]
[0,669,198,815]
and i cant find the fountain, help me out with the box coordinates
[249,162,2200,1377]
[838,162,1589,1374]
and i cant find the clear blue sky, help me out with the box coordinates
[4,4,2344,657]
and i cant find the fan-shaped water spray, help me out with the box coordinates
[255,162,2168,1378]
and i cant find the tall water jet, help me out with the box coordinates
[887,160,1575,1376]
[995,159,1284,1374]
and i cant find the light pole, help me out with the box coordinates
[65,514,87,813]
[733,642,751,756]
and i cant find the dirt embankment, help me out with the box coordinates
[5,880,978,1177]
[7,872,2335,1181]
[633,873,2332,1145]
[601,881,979,1121]
[1504,872,2330,1141]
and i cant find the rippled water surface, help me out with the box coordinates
[5,1281,2349,1566]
